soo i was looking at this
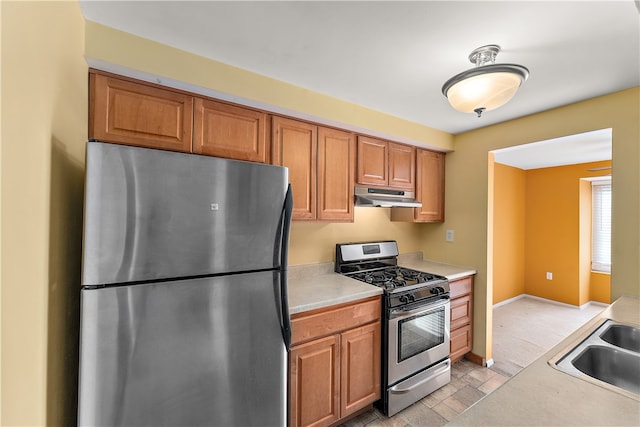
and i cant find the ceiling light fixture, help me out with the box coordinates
[441,44,529,118]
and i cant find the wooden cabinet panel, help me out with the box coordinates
[272,117,317,220]
[193,98,269,163]
[317,127,355,221]
[273,117,354,222]
[450,324,472,362]
[414,149,445,222]
[450,294,472,330]
[357,136,388,186]
[450,276,473,299]
[291,297,380,346]
[340,322,381,418]
[90,73,193,152]
[388,142,415,189]
[449,275,474,362]
[290,335,340,427]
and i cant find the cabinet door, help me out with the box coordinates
[340,322,381,418]
[272,117,317,220]
[317,127,355,222]
[450,324,472,363]
[357,136,388,186]
[388,142,415,190]
[414,149,445,222]
[193,98,269,163]
[290,335,340,427]
[90,73,193,152]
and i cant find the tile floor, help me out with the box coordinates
[338,296,606,427]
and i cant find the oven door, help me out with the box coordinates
[387,296,450,385]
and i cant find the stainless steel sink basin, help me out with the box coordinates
[600,323,640,353]
[572,345,640,395]
[550,319,640,400]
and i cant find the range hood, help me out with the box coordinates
[354,186,422,208]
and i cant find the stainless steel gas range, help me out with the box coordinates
[335,240,451,416]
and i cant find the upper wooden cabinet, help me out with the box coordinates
[317,127,355,221]
[193,98,269,163]
[89,72,194,152]
[415,149,445,221]
[272,116,355,222]
[272,117,317,220]
[388,142,416,189]
[391,148,445,222]
[357,136,415,190]
[357,136,388,187]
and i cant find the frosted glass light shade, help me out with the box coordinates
[442,64,529,115]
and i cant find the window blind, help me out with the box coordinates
[592,180,611,273]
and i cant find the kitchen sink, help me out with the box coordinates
[600,323,640,353]
[550,319,640,400]
[572,345,640,395]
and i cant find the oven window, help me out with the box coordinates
[397,307,445,362]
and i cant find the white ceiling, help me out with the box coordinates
[79,1,638,165]
[492,128,612,170]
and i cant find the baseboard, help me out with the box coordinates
[493,294,610,310]
[465,352,486,366]
[492,294,526,309]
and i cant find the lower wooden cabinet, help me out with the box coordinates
[449,275,474,362]
[289,297,381,427]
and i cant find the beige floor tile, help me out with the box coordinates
[478,371,508,394]
[431,401,459,422]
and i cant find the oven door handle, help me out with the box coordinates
[389,296,449,319]
[389,359,451,395]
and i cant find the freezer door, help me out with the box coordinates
[78,272,287,427]
[83,141,288,286]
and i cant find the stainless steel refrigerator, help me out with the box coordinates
[78,141,292,426]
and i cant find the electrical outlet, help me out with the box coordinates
[446,229,454,242]
[546,272,553,280]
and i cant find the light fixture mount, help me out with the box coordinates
[442,44,529,117]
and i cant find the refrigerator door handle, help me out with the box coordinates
[278,184,293,350]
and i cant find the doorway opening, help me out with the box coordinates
[487,128,612,366]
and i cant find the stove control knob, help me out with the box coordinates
[430,287,439,295]
[400,294,416,303]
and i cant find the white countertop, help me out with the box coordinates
[447,295,640,426]
[287,254,476,314]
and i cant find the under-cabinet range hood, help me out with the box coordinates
[354,186,422,208]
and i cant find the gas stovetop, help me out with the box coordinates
[347,266,447,292]
[335,241,450,300]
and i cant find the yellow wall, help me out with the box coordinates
[590,272,612,303]
[524,161,611,305]
[290,208,425,265]
[423,88,639,361]
[492,163,526,304]
[1,2,87,425]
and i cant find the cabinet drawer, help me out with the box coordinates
[291,297,381,346]
[449,276,473,299]
[450,294,472,330]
